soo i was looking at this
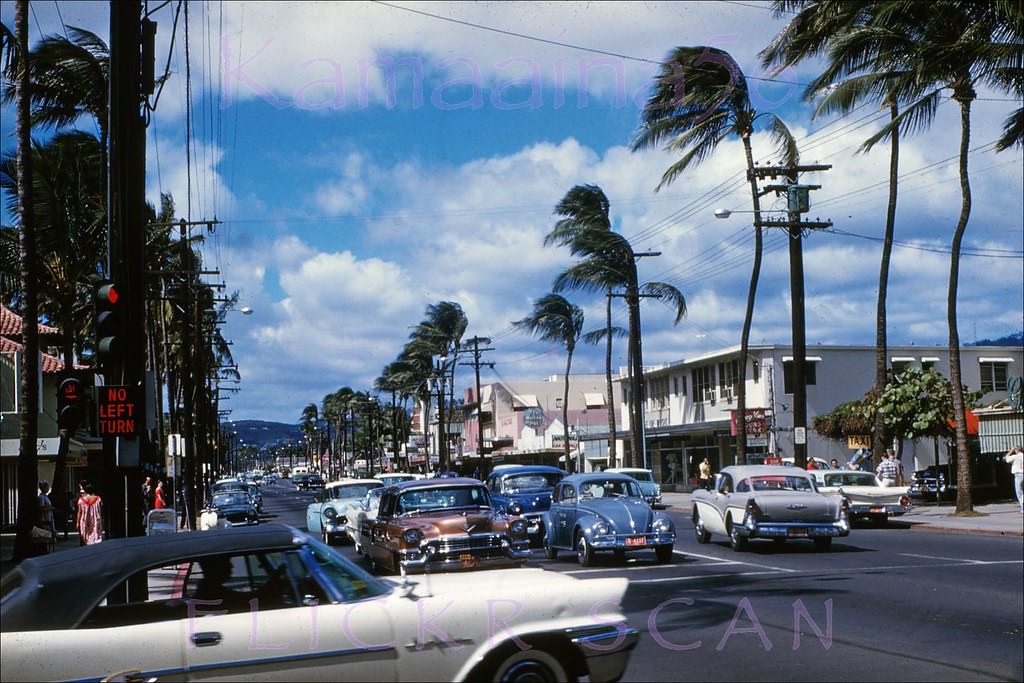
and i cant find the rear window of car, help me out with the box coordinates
[750,475,814,492]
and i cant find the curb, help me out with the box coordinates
[907,524,1024,538]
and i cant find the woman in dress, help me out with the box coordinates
[154,481,167,509]
[76,480,103,545]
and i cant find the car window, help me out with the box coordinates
[560,484,576,504]
[81,561,194,628]
[731,476,745,493]
[397,486,490,513]
[302,538,389,602]
[750,475,815,492]
[379,493,398,518]
[502,473,562,493]
[580,479,642,499]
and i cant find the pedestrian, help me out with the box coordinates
[699,457,713,490]
[830,458,840,470]
[1004,445,1023,514]
[154,480,168,510]
[76,480,103,545]
[876,449,899,487]
[37,480,55,551]
[141,476,153,513]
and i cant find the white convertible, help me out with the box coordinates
[692,465,850,551]
[810,469,911,523]
[1,525,638,682]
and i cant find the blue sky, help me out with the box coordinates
[2,1,1022,424]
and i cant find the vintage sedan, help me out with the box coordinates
[378,472,424,487]
[306,478,383,545]
[199,490,259,530]
[366,478,531,573]
[486,465,566,543]
[810,469,911,523]
[347,486,386,555]
[606,467,662,506]
[542,473,676,566]
[692,465,850,551]
[1,525,638,682]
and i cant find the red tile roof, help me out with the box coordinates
[0,336,67,373]
[0,304,60,336]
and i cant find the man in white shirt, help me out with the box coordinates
[1004,445,1023,514]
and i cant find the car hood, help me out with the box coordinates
[504,491,553,512]
[751,491,841,521]
[819,485,909,503]
[577,498,652,533]
[400,509,507,536]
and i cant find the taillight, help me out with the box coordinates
[746,499,762,519]
[899,496,909,507]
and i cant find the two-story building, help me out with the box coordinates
[617,343,1023,490]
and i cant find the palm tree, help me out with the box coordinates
[762,0,902,467]
[300,403,320,468]
[547,198,687,468]
[513,294,585,470]
[632,46,797,464]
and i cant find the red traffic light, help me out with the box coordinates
[97,283,119,305]
[59,377,83,402]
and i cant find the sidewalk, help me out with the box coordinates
[660,491,1024,537]
[0,530,82,578]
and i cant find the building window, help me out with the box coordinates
[693,366,715,403]
[891,360,912,379]
[782,361,818,394]
[752,359,760,384]
[679,375,686,396]
[673,376,679,396]
[921,358,939,372]
[979,361,1009,392]
[718,360,740,401]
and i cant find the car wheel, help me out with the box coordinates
[655,544,674,563]
[729,523,748,551]
[492,648,568,683]
[814,537,833,552]
[576,532,594,567]
[693,510,711,544]
[543,535,558,560]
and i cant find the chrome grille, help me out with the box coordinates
[431,534,504,553]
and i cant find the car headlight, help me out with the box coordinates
[509,519,528,536]
[653,516,672,532]
[403,528,424,545]
[508,502,524,516]
[592,520,611,536]
[323,507,337,521]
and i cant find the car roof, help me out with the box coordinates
[559,472,638,485]
[605,467,651,474]
[2,525,306,632]
[387,477,485,491]
[325,478,384,488]
[722,465,815,479]
[490,465,565,476]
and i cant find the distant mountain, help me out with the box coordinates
[226,420,304,449]
[969,331,1023,347]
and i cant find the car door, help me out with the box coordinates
[550,484,576,548]
[306,493,324,534]
[182,548,396,681]
[698,474,733,535]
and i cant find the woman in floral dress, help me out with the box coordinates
[76,481,103,545]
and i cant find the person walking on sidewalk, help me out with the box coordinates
[1004,445,1023,514]
[154,481,168,510]
[699,458,713,490]
[876,449,900,487]
[76,481,103,545]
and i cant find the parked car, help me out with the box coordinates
[199,491,258,530]
[542,472,676,566]
[692,465,850,551]
[810,469,911,523]
[606,467,662,506]
[0,525,638,682]
[292,473,325,491]
[486,465,566,544]
[306,478,384,544]
[211,478,247,495]
[347,487,386,555]
[366,478,531,573]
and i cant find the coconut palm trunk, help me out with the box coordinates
[562,344,574,470]
[949,85,975,513]
[13,0,40,561]
[604,289,617,467]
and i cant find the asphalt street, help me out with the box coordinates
[261,478,1024,682]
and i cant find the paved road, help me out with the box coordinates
[262,479,1024,682]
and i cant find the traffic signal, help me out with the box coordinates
[57,374,86,430]
[94,281,124,367]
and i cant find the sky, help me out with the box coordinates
[2,1,1022,424]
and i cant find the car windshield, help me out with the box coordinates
[397,486,490,514]
[327,483,382,500]
[579,479,642,499]
[749,475,815,492]
[823,473,879,487]
[303,537,389,601]
[382,475,416,484]
[502,473,562,493]
[212,492,250,507]
[624,471,653,482]
[214,481,245,491]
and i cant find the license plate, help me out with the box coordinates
[787,527,808,538]
[625,536,646,547]
[870,507,885,513]
[459,553,480,568]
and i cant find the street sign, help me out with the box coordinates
[848,435,871,450]
[794,427,806,445]
[96,385,140,436]
[746,436,768,447]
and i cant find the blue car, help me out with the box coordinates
[542,472,676,566]
[486,465,566,543]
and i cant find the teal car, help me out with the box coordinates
[606,468,662,507]
[306,478,383,544]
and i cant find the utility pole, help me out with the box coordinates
[460,336,494,462]
[748,164,832,468]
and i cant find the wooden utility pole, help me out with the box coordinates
[749,164,832,468]
[460,336,494,461]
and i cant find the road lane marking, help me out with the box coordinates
[899,552,986,564]
[630,570,786,584]
[677,549,797,573]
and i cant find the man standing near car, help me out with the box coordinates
[876,449,899,487]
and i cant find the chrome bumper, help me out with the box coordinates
[589,532,675,550]
[567,624,640,683]
[743,519,849,539]
[399,538,531,571]
[849,503,911,516]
